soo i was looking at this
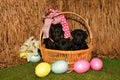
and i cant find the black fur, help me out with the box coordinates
[43,23,64,49]
[57,38,71,50]
[71,29,88,50]
[49,23,64,42]
[43,24,88,50]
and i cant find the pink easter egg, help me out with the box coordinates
[90,58,103,71]
[73,60,90,73]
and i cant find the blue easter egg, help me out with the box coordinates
[29,55,41,62]
[51,60,68,74]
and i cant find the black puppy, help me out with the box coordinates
[43,23,64,49]
[49,23,64,42]
[57,38,71,50]
[71,29,88,50]
[43,38,58,49]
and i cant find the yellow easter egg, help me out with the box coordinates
[35,62,51,77]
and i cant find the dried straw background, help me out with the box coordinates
[0,0,120,69]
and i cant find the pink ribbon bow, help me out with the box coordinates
[42,8,71,39]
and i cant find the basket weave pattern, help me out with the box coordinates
[40,12,93,69]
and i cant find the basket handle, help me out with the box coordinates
[40,12,93,48]
[58,12,92,43]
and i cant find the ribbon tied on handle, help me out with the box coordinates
[42,8,71,39]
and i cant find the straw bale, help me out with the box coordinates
[0,0,120,69]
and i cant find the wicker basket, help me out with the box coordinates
[40,12,93,70]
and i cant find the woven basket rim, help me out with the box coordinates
[40,11,93,52]
[40,44,92,53]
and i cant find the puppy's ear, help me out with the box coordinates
[83,31,88,39]
[61,30,64,36]
[49,24,54,37]
[71,30,76,37]
[49,30,52,38]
